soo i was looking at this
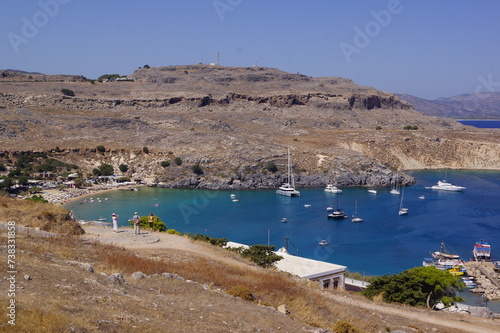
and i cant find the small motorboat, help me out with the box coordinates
[319,240,328,246]
[418,195,425,199]
[304,204,311,208]
[97,217,106,221]
[230,194,236,199]
[324,185,342,193]
[326,206,334,211]
[281,218,288,223]
[368,189,377,194]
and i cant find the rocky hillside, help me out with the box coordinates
[398,92,500,119]
[1,65,500,188]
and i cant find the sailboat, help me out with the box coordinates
[390,175,400,195]
[351,200,363,223]
[398,187,408,216]
[276,148,300,197]
[328,194,347,219]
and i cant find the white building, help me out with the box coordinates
[226,242,347,290]
[274,247,347,289]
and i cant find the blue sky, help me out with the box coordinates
[1,0,499,99]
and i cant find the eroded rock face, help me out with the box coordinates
[1,65,499,186]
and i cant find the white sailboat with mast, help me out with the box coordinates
[351,199,363,223]
[398,187,408,216]
[390,174,400,195]
[276,148,300,197]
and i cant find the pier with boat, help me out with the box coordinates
[423,240,500,301]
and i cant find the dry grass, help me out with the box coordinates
[0,196,84,234]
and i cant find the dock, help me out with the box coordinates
[463,261,500,300]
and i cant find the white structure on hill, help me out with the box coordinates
[274,247,346,289]
[226,242,347,290]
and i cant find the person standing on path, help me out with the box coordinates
[112,213,119,233]
[133,212,141,235]
[148,212,154,233]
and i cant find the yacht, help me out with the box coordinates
[319,240,328,246]
[328,209,347,219]
[473,239,491,261]
[324,184,342,193]
[276,148,300,197]
[430,180,466,192]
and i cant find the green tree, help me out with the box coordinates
[0,177,14,190]
[240,244,283,268]
[61,88,75,96]
[0,162,6,172]
[119,164,128,173]
[17,175,29,186]
[96,145,105,153]
[97,74,120,82]
[361,266,464,308]
[99,163,114,176]
[143,64,150,69]
[92,168,101,176]
[73,178,84,188]
[160,160,170,168]
[174,157,182,165]
[192,164,204,175]
[142,146,149,154]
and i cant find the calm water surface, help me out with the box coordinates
[457,120,500,128]
[66,169,500,310]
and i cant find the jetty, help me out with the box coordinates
[464,261,500,300]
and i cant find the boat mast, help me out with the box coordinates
[287,148,291,186]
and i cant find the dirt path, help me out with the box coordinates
[82,224,500,333]
[326,292,500,333]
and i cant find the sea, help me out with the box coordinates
[457,120,500,128]
[65,169,500,311]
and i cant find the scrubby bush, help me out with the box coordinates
[332,321,359,333]
[166,229,180,235]
[160,161,170,168]
[188,234,228,247]
[174,157,182,165]
[61,88,75,96]
[96,145,105,153]
[142,146,149,154]
[265,161,278,173]
[403,125,418,130]
[192,164,204,175]
[119,164,128,173]
[129,215,166,232]
[25,195,48,203]
[227,285,254,302]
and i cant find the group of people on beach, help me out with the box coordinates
[111,212,155,235]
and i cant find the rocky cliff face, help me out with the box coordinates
[1,65,499,189]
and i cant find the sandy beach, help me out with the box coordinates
[39,184,144,205]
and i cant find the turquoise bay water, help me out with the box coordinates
[66,169,500,310]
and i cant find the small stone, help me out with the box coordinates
[131,271,146,280]
[24,274,31,281]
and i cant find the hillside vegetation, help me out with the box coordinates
[1,66,500,190]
